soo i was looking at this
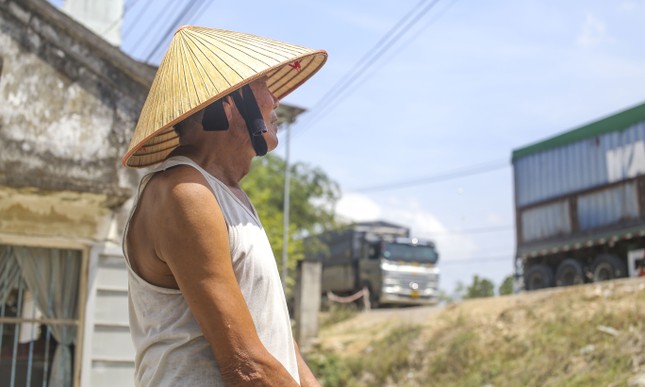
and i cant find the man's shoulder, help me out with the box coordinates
[148,164,208,190]
[144,165,213,207]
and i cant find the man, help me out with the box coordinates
[121,26,327,386]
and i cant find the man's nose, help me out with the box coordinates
[271,92,279,109]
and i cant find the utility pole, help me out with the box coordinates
[277,105,306,291]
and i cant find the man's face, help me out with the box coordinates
[248,78,280,152]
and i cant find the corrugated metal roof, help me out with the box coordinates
[512,101,645,161]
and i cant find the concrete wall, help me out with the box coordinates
[0,0,155,242]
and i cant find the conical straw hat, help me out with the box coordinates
[122,26,327,168]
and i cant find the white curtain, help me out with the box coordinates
[13,246,81,387]
[0,245,21,304]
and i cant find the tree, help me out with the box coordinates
[454,281,467,300]
[241,154,342,291]
[463,275,495,299]
[498,275,514,296]
[435,289,455,305]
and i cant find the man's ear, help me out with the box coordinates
[223,95,234,122]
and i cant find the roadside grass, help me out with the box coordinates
[349,325,423,386]
[319,303,359,329]
[311,280,645,387]
[308,325,423,387]
[306,348,354,387]
[422,290,643,387]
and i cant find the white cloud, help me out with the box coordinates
[619,1,639,12]
[577,12,615,47]
[336,194,479,262]
[335,197,514,293]
[335,192,382,222]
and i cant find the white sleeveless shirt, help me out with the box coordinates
[123,156,299,386]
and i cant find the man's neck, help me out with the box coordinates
[169,145,253,188]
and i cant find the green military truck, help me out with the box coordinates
[307,221,440,307]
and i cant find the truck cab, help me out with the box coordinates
[361,236,440,306]
[313,221,440,308]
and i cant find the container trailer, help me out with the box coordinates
[512,102,645,290]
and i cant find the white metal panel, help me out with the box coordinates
[90,362,136,387]
[86,249,135,387]
[91,325,134,359]
[94,289,129,324]
[95,255,128,289]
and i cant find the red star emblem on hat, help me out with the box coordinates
[289,60,302,71]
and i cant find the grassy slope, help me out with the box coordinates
[308,277,645,387]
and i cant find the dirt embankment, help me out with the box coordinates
[310,277,645,387]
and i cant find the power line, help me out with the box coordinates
[354,159,509,192]
[294,0,444,137]
[128,0,181,59]
[144,0,210,63]
[123,0,154,39]
[305,0,460,128]
[100,0,143,36]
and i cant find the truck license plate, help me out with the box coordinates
[410,290,419,298]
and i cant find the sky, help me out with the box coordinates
[53,0,645,295]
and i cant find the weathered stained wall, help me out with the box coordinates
[0,0,156,242]
[0,0,154,201]
[0,187,113,240]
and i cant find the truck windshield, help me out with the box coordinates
[383,243,438,263]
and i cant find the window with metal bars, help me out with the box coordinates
[0,245,82,387]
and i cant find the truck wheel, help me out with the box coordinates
[524,264,554,290]
[592,254,627,282]
[555,259,585,286]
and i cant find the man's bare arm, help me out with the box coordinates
[152,167,298,386]
[295,342,321,387]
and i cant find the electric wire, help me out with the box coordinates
[293,0,444,137]
[301,0,460,133]
[123,0,154,39]
[144,0,210,63]
[100,0,143,36]
[138,0,193,61]
[128,0,180,59]
[353,159,509,192]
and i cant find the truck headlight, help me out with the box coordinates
[384,278,400,285]
[384,286,401,293]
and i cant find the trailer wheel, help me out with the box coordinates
[555,259,585,286]
[524,264,554,290]
[592,254,627,282]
